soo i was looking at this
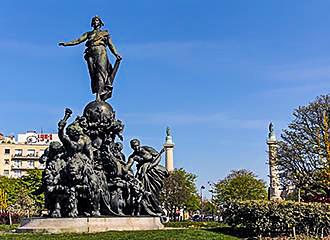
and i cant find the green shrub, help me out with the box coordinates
[222,200,330,237]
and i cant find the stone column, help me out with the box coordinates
[164,127,174,172]
[267,122,282,200]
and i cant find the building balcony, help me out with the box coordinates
[12,154,39,159]
[11,165,40,170]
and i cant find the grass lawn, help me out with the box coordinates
[0,228,239,240]
[0,225,19,231]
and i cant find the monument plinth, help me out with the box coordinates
[18,216,164,233]
[18,16,169,233]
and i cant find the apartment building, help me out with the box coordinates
[0,131,59,178]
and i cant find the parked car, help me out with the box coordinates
[191,214,202,222]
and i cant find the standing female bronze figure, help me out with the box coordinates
[59,16,122,101]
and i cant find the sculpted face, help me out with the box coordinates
[130,141,140,152]
[116,142,123,152]
[92,17,101,29]
[67,128,80,142]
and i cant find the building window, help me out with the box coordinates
[27,160,35,168]
[15,149,23,156]
[27,149,36,157]
[4,149,10,155]
[4,159,9,165]
[3,170,9,176]
[13,160,22,168]
[13,170,21,177]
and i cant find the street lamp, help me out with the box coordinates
[208,181,214,201]
[200,185,205,219]
[208,181,214,219]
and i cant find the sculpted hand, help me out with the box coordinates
[116,54,122,61]
[118,134,123,141]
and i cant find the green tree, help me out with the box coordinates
[10,187,37,217]
[20,169,44,208]
[213,169,267,205]
[0,169,44,215]
[203,200,216,215]
[160,168,199,216]
[0,176,21,206]
[185,193,200,212]
[277,95,330,201]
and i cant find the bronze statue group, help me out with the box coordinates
[37,16,169,219]
[40,102,168,218]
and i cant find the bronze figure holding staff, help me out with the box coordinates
[59,16,122,101]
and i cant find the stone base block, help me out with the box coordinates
[17,216,164,233]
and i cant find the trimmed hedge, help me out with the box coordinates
[222,200,330,237]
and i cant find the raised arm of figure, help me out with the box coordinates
[58,121,73,151]
[59,32,88,46]
[58,120,67,141]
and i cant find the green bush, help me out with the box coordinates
[222,200,330,237]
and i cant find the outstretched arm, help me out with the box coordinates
[59,32,88,46]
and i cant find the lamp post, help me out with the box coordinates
[200,185,205,219]
[208,181,215,220]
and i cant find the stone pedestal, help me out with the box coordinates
[17,216,164,233]
[164,143,174,172]
[267,138,281,200]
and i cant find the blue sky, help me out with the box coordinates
[0,1,329,196]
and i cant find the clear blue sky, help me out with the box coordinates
[0,1,329,196]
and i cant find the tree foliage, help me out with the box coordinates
[160,168,199,214]
[20,169,43,208]
[213,169,267,205]
[0,169,44,215]
[202,200,216,215]
[277,95,330,201]
[185,193,200,212]
[0,177,22,206]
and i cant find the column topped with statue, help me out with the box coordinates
[267,122,281,200]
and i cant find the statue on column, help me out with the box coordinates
[268,122,276,140]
